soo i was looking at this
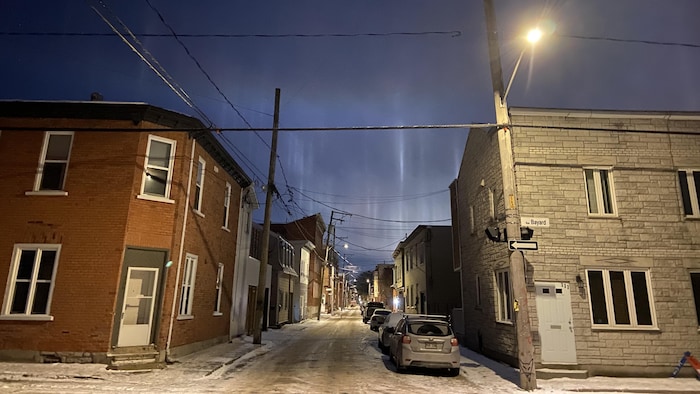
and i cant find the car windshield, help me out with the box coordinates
[407,321,451,336]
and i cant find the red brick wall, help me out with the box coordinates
[0,121,139,352]
[0,118,244,355]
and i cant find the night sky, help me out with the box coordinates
[2,0,699,272]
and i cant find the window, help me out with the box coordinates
[2,244,60,319]
[179,254,198,317]
[584,168,616,215]
[194,157,205,213]
[34,131,73,191]
[222,182,231,229]
[214,263,224,315]
[488,188,495,220]
[586,269,655,328]
[679,170,700,218]
[496,269,512,322]
[691,272,700,325]
[141,135,176,200]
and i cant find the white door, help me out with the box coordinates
[535,282,577,364]
[118,267,159,347]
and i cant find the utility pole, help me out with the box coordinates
[483,0,537,390]
[253,88,280,345]
[317,211,335,320]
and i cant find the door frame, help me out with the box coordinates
[111,247,169,348]
[534,281,578,365]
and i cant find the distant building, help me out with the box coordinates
[451,107,700,377]
[392,226,461,316]
[271,213,326,319]
[0,100,253,367]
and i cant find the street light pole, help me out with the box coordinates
[483,0,537,390]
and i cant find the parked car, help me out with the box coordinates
[362,301,384,323]
[378,312,406,354]
[388,315,460,376]
[369,309,392,331]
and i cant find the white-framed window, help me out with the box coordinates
[33,131,73,192]
[214,263,224,315]
[690,272,700,326]
[193,157,205,213]
[584,168,616,216]
[475,275,482,308]
[141,135,176,201]
[586,268,656,329]
[222,182,231,229]
[488,188,495,220]
[495,269,512,323]
[1,244,60,320]
[679,170,700,218]
[179,254,198,317]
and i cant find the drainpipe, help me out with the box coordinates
[165,137,196,362]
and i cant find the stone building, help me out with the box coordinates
[451,107,700,377]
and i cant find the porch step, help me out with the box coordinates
[537,368,589,380]
[107,346,163,371]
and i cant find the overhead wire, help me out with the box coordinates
[87,0,214,126]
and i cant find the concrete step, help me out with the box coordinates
[537,368,589,380]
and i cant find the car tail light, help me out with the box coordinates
[451,337,459,347]
[402,335,411,344]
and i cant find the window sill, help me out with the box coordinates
[194,210,205,218]
[25,191,68,197]
[221,226,230,232]
[177,315,194,321]
[684,216,700,220]
[591,325,659,332]
[137,194,175,204]
[587,214,619,219]
[0,314,54,321]
[213,312,223,317]
[496,320,514,326]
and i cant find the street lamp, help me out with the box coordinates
[484,0,540,390]
[503,28,542,104]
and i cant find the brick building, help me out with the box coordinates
[451,107,700,377]
[0,100,252,367]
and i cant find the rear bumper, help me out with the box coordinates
[400,346,460,369]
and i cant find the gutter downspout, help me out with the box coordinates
[165,138,196,362]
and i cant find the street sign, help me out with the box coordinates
[521,217,550,227]
[509,240,538,251]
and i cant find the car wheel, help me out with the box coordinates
[447,368,460,377]
[380,343,389,355]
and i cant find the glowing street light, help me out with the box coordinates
[504,27,543,103]
[526,27,543,43]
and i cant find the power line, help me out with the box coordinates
[559,33,700,49]
[0,31,462,38]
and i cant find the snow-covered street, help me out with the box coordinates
[2,309,700,393]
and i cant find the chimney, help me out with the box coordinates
[90,92,103,101]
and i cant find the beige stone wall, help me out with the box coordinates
[510,109,700,372]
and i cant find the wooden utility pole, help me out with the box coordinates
[253,88,280,345]
[318,211,335,320]
[483,0,537,390]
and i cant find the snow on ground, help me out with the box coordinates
[1,314,700,393]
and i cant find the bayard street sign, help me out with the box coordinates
[508,240,538,251]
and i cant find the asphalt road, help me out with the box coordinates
[218,308,478,393]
